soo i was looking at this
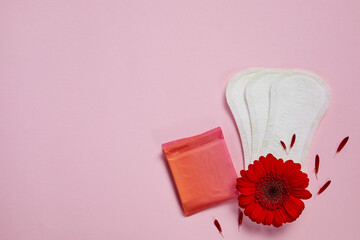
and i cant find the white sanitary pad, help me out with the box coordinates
[226,69,263,167]
[226,69,330,169]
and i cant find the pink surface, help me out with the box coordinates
[0,1,359,239]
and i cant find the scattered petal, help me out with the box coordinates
[280,141,287,151]
[214,219,224,238]
[318,180,331,195]
[336,136,349,154]
[238,210,243,231]
[315,155,320,180]
[290,134,296,149]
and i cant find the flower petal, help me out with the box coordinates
[291,189,312,200]
[240,170,252,183]
[289,174,309,188]
[278,207,293,222]
[282,160,297,178]
[250,204,263,223]
[253,160,266,179]
[266,154,277,173]
[276,209,287,223]
[237,178,256,188]
[237,186,256,195]
[289,162,301,175]
[244,168,260,183]
[288,195,305,213]
[256,208,266,224]
[274,158,285,175]
[244,202,257,217]
[287,171,305,184]
[265,210,273,226]
[272,210,283,227]
[238,195,255,208]
[281,206,295,222]
[259,156,271,172]
[284,201,300,219]
[266,153,277,161]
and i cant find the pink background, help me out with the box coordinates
[1,1,359,239]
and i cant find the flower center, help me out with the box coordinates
[255,174,289,210]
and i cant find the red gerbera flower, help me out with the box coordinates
[237,154,312,227]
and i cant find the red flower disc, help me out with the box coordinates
[237,154,312,227]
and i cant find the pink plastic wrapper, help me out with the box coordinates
[162,127,238,216]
